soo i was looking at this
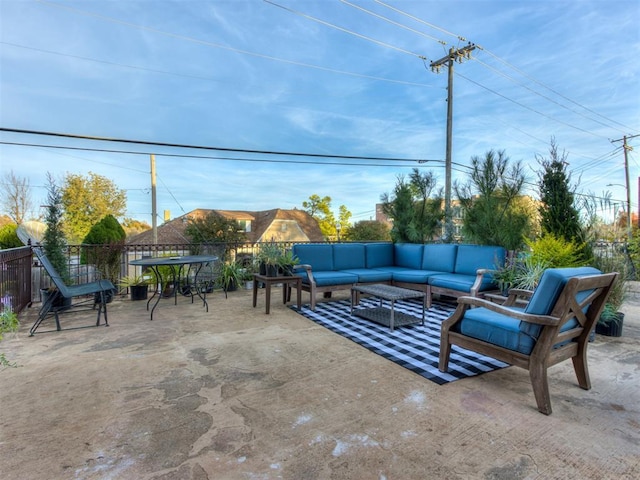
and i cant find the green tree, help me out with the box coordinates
[455,150,529,250]
[381,169,443,243]
[42,173,69,282]
[345,220,391,242]
[62,172,127,243]
[337,205,352,240]
[121,218,151,238]
[184,212,247,255]
[81,215,126,284]
[0,223,22,249]
[302,194,351,240]
[537,139,583,243]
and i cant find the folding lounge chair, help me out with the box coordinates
[29,246,116,336]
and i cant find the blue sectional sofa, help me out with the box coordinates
[291,243,506,310]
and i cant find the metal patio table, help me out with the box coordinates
[129,255,217,320]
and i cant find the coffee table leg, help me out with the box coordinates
[390,299,395,331]
[350,289,355,314]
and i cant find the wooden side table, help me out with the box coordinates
[252,273,302,314]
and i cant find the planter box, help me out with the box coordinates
[596,312,624,337]
[130,285,149,301]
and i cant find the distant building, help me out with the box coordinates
[127,208,324,245]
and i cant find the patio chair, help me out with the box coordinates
[29,246,116,336]
[439,267,618,414]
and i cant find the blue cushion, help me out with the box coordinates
[394,244,424,269]
[304,270,358,286]
[422,244,458,272]
[428,273,495,292]
[454,245,506,275]
[525,267,601,315]
[520,266,601,339]
[365,243,394,268]
[459,304,590,355]
[340,268,393,283]
[459,306,535,354]
[333,243,366,270]
[391,269,438,284]
[293,244,334,271]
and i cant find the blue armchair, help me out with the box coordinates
[439,267,618,414]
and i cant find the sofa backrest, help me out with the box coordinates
[365,243,394,268]
[524,266,602,316]
[394,243,424,269]
[333,243,366,270]
[292,244,334,271]
[422,244,458,272]
[454,245,506,276]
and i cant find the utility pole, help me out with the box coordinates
[150,154,157,245]
[611,134,638,240]
[430,43,475,242]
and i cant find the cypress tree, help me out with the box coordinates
[537,139,582,243]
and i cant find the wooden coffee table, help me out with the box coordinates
[350,284,425,331]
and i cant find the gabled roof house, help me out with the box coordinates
[127,208,324,245]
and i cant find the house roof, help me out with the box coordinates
[127,208,324,245]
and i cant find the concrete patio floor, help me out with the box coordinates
[1,284,639,480]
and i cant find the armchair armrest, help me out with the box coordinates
[450,295,560,327]
[470,268,494,296]
[293,264,316,285]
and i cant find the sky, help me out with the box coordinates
[1,0,639,227]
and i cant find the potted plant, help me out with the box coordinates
[216,260,248,293]
[592,249,629,337]
[492,252,548,295]
[278,249,299,276]
[257,242,283,277]
[118,274,150,301]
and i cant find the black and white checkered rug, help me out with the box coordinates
[293,298,509,385]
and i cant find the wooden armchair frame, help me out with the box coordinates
[439,272,618,414]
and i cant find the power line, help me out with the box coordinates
[471,55,628,136]
[0,127,443,163]
[454,71,611,140]
[30,3,435,89]
[339,0,443,45]
[374,0,465,44]
[477,47,636,133]
[36,0,633,146]
[264,0,427,60]
[371,0,634,134]
[0,140,441,169]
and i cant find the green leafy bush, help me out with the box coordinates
[0,224,22,249]
[525,233,585,268]
[0,307,19,341]
[81,215,126,284]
